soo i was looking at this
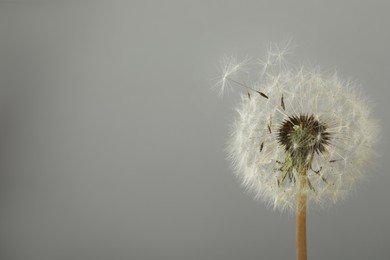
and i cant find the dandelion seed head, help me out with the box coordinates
[220,45,379,211]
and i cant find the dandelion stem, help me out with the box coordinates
[296,170,307,260]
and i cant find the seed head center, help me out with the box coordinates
[277,115,331,168]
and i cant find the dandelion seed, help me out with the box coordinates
[214,56,249,97]
[257,91,269,99]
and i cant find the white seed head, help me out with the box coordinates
[218,45,379,211]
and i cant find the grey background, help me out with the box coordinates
[0,1,389,259]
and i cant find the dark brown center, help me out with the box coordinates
[277,115,331,161]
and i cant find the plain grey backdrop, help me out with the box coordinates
[0,1,389,259]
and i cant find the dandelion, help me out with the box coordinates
[215,44,378,260]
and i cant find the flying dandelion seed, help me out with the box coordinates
[214,56,250,97]
[215,43,379,260]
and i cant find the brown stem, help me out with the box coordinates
[296,176,307,260]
